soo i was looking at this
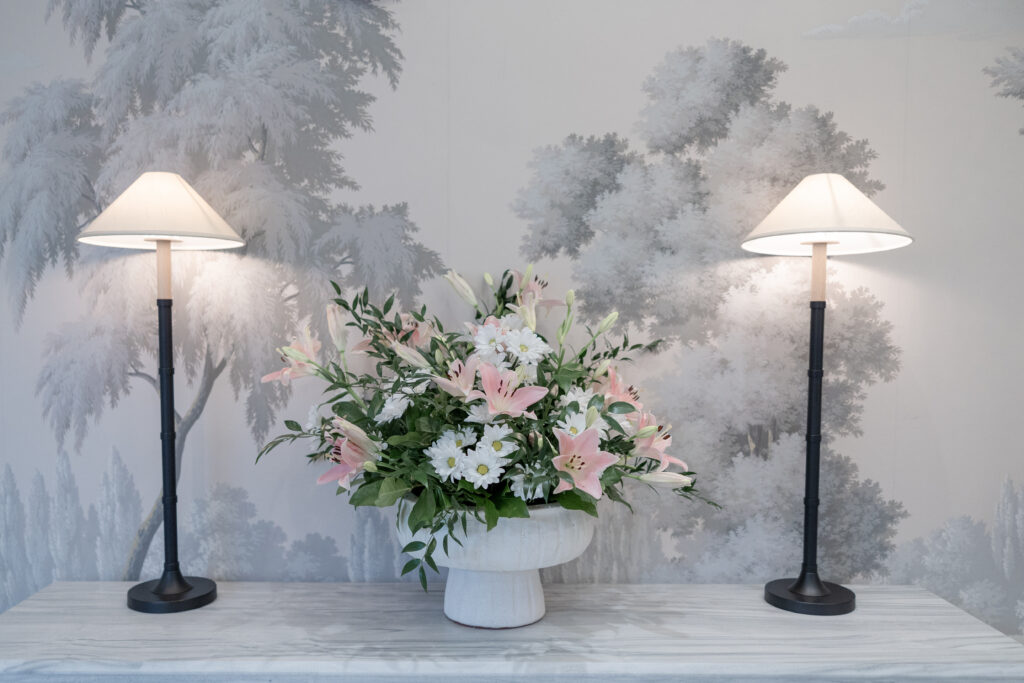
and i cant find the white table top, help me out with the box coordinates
[1,582,1023,681]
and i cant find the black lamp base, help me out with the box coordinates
[764,577,855,616]
[127,575,217,614]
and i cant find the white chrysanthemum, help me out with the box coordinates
[465,403,495,424]
[482,423,516,456]
[375,394,410,424]
[509,467,547,502]
[462,445,506,488]
[504,328,552,365]
[559,386,596,410]
[426,439,465,482]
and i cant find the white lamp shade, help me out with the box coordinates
[77,172,244,250]
[741,173,912,256]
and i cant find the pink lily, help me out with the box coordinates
[432,354,482,398]
[316,437,373,488]
[510,271,562,329]
[261,328,321,384]
[330,418,381,456]
[383,312,435,349]
[466,362,548,418]
[552,428,619,500]
[595,366,643,410]
[631,411,686,472]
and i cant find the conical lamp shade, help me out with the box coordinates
[78,172,244,250]
[741,173,912,256]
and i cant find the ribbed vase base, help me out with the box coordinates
[443,568,545,628]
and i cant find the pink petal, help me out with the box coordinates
[478,363,501,396]
[432,376,465,397]
[510,385,548,410]
[575,473,604,500]
[554,430,575,456]
[553,479,572,494]
[316,462,353,485]
[574,428,601,456]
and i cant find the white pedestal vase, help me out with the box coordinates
[397,502,596,628]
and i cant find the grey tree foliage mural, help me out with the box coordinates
[987,47,1024,133]
[524,38,906,585]
[0,0,438,605]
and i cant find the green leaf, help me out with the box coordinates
[497,496,530,519]
[483,499,499,530]
[606,401,637,414]
[418,566,428,591]
[407,493,436,532]
[376,478,412,507]
[284,420,302,432]
[556,489,599,517]
[401,558,420,575]
[401,541,427,553]
[349,479,383,507]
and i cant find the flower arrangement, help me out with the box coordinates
[260,268,707,588]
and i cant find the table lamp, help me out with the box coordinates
[78,171,244,613]
[742,173,912,616]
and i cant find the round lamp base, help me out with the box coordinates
[127,577,217,614]
[764,578,855,616]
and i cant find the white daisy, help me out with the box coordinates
[426,439,465,482]
[465,403,495,424]
[473,324,507,366]
[375,394,410,424]
[451,426,477,449]
[462,444,506,489]
[509,468,548,502]
[504,328,552,365]
[556,411,609,439]
[482,423,516,456]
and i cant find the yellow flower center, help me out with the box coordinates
[476,464,489,475]
[447,456,457,468]
[455,439,463,447]
[519,344,529,352]
[492,440,503,451]
[569,426,578,435]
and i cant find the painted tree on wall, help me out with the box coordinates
[987,47,1024,133]
[515,38,904,582]
[0,0,441,582]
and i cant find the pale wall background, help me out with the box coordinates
[2,0,1023,635]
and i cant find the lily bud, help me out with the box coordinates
[633,425,659,439]
[585,406,600,429]
[389,340,431,369]
[521,263,534,290]
[281,345,313,365]
[326,305,347,352]
[362,460,378,473]
[596,311,619,335]
[443,269,478,308]
[595,359,612,377]
[483,272,494,287]
[639,472,693,488]
[565,289,575,307]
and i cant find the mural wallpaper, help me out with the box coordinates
[1,0,1022,640]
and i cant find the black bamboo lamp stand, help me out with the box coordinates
[126,240,217,613]
[741,173,913,618]
[763,243,855,616]
[76,171,245,614]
